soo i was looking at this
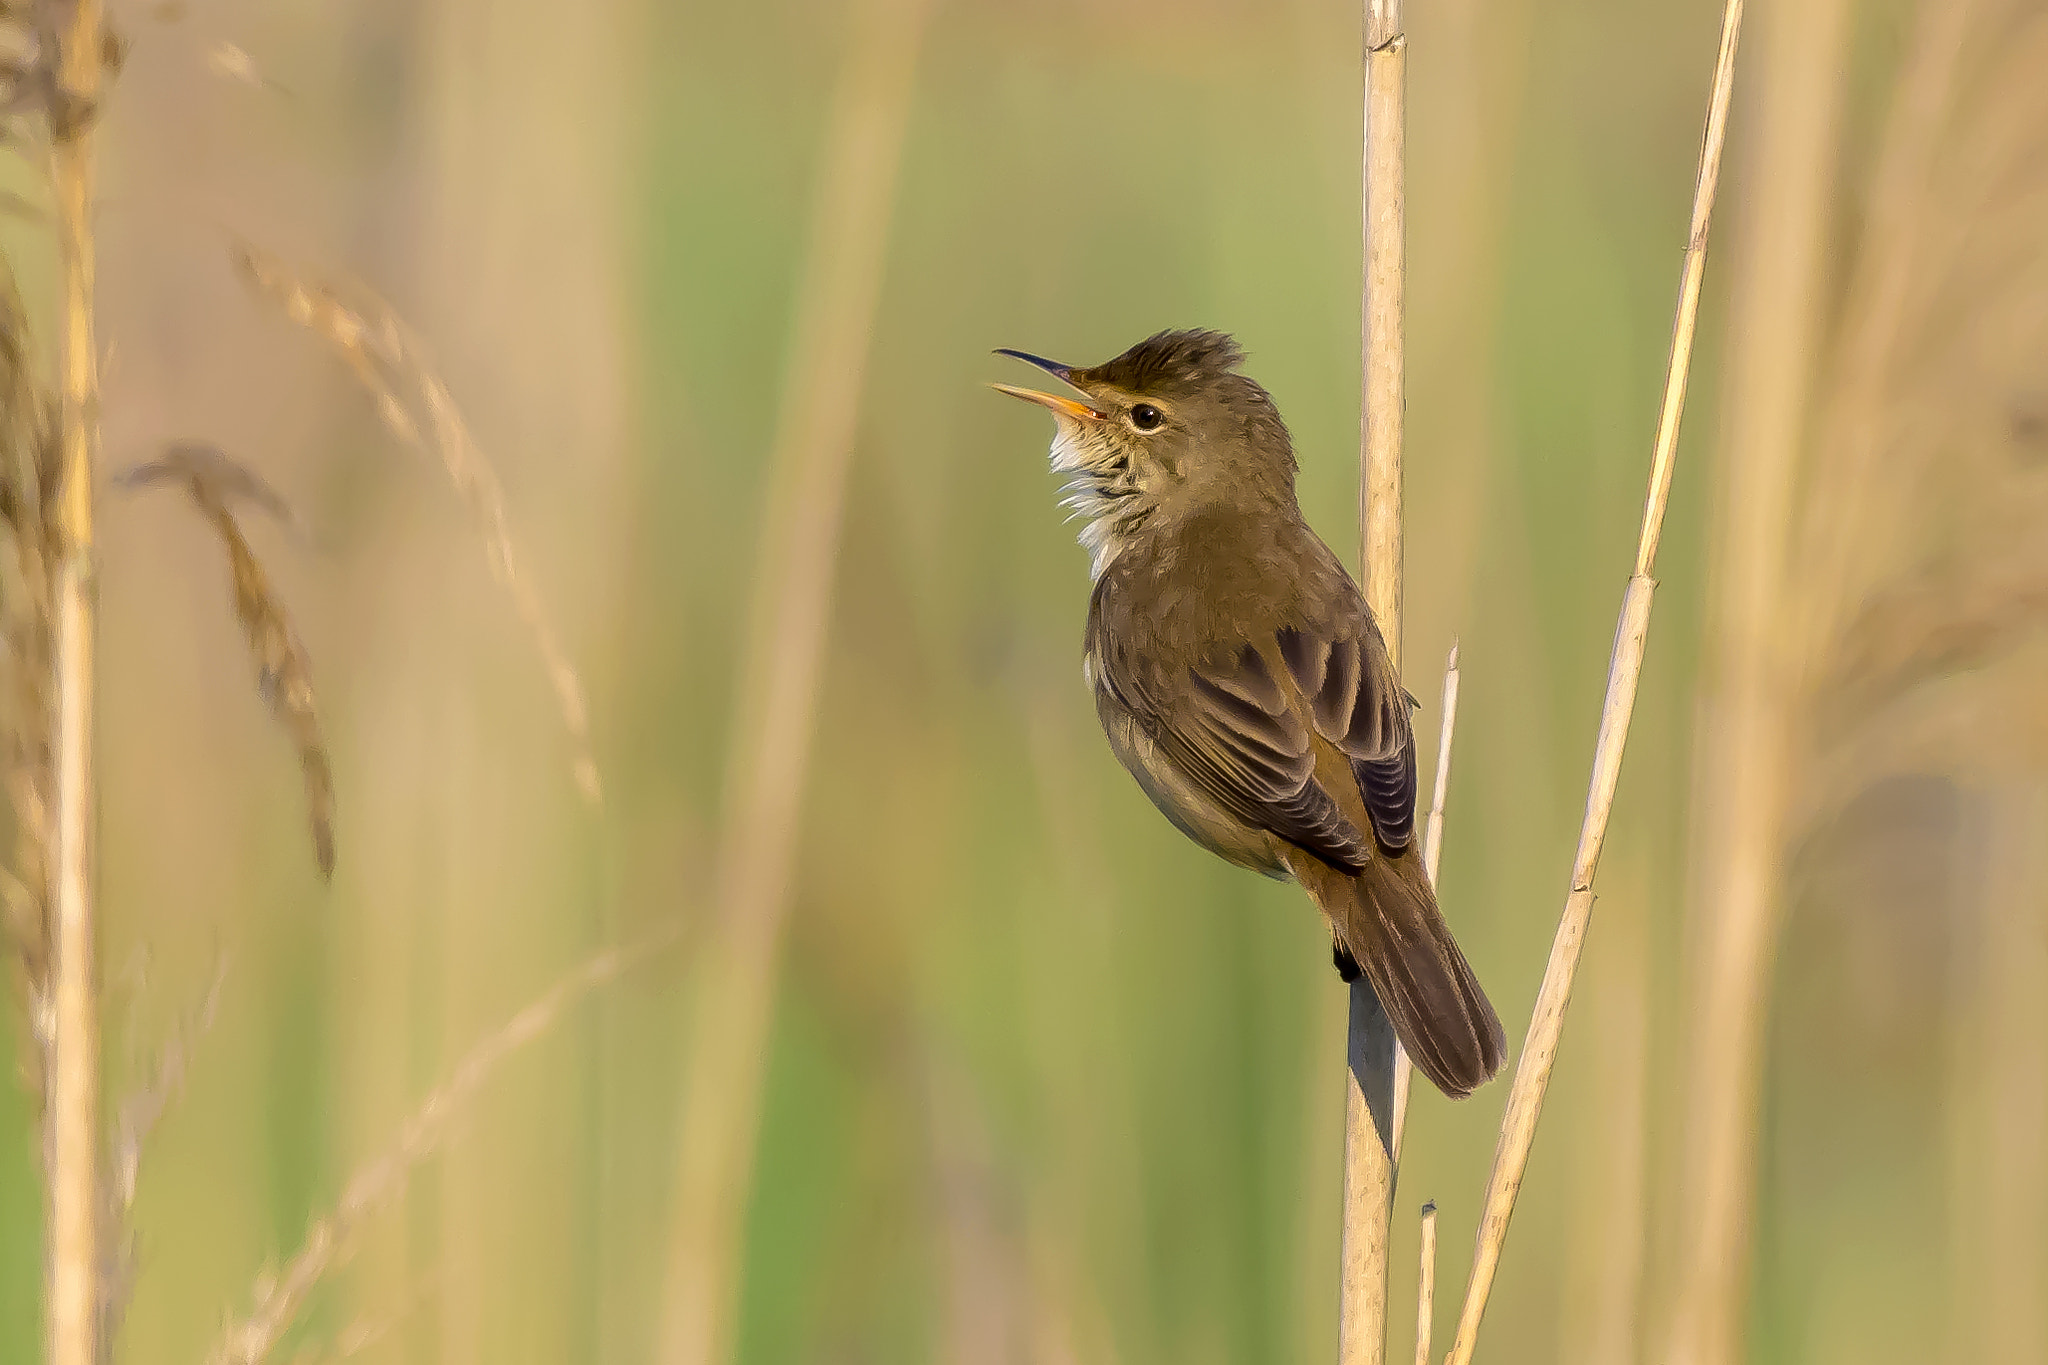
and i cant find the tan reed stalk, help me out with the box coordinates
[206,930,679,1365]
[1658,1,1851,1360]
[654,4,931,1362]
[45,5,104,1364]
[1340,3,1407,1361]
[1441,5,1747,1361]
[1390,641,1461,1162]
[1413,1201,1437,1365]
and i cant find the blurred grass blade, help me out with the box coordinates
[654,2,932,1362]
[1443,4,1746,1362]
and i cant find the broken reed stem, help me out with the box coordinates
[206,930,679,1365]
[1340,2,1404,1362]
[1390,641,1461,1162]
[653,3,930,1363]
[46,5,104,1365]
[1441,5,1746,1362]
[1414,1201,1438,1365]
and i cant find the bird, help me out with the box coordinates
[992,329,1506,1098]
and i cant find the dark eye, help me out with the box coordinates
[1130,403,1164,431]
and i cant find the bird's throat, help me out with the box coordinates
[1051,425,1153,580]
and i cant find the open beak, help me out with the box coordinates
[990,348,1107,421]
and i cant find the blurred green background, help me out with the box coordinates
[4,0,2044,1362]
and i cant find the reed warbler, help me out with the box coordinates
[993,329,1506,1098]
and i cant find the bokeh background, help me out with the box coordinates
[3,0,2046,1362]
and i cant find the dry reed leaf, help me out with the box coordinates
[117,444,334,877]
[229,241,601,805]
[204,928,679,1365]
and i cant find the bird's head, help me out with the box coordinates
[993,329,1297,576]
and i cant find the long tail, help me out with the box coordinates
[1290,846,1506,1099]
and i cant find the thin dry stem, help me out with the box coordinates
[1414,1201,1437,1365]
[206,930,677,1365]
[1442,5,1746,1362]
[1660,0,1851,1360]
[232,243,601,804]
[1341,2,1406,1361]
[120,446,334,876]
[654,5,931,1362]
[46,3,105,1363]
[1389,642,1461,1162]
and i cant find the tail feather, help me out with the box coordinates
[1292,846,1506,1099]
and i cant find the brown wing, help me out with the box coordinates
[1275,622,1417,851]
[1094,632,1373,873]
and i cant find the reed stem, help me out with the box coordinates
[45,5,105,1364]
[1340,1,1405,1361]
[1441,5,1747,1361]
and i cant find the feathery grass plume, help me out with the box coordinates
[1669,4,2048,1356]
[230,242,601,804]
[654,2,933,1361]
[1441,4,1748,1362]
[206,928,679,1365]
[1342,2,1408,1360]
[117,445,333,876]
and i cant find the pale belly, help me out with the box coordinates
[1094,687,1292,881]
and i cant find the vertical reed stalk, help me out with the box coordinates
[1660,1,1850,1360]
[655,3,929,1362]
[1441,6,1746,1361]
[45,6,104,1365]
[1340,1,1405,1361]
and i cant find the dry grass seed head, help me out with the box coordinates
[231,241,600,803]
[1796,1,2048,818]
[117,444,334,877]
